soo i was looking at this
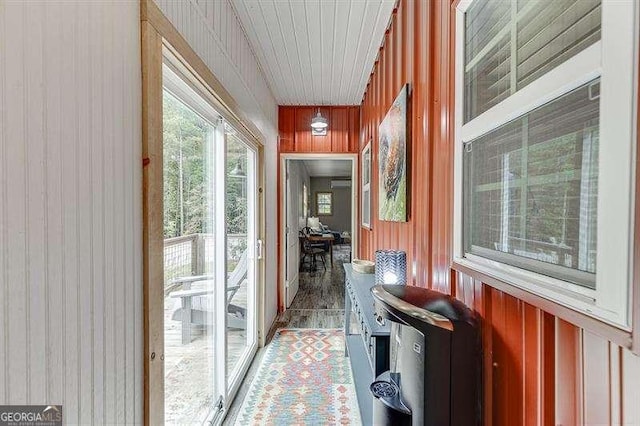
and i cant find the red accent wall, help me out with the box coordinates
[358,1,640,424]
[278,106,360,153]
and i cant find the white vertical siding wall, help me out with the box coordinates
[0,1,142,424]
[153,0,280,328]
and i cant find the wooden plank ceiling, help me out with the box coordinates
[231,0,396,105]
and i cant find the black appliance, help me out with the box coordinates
[370,285,481,426]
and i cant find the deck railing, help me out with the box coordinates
[163,233,247,295]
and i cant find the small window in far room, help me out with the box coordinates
[316,192,333,215]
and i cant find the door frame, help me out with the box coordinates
[284,163,294,307]
[140,1,266,423]
[278,153,358,313]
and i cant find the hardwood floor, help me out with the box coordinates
[223,244,352,425]
[289,263,346,310]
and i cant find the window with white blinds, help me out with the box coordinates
[454,0,637,330]
[463,79,600,288]
[464,0,601,122]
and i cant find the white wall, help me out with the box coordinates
[153,0,280,331]
[0,1,142,423]
[0,0,278,420]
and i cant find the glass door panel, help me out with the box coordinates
[225,131,258,390]
[162,89,219,424]
[162,58,261,423]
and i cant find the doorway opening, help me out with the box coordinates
[279,154,358,313]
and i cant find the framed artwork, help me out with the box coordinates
[362,140,372,228]
[378,84,408,222]
[316,192,333,215]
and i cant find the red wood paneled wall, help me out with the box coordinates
[358,1,640,424]
[278,106,360,153]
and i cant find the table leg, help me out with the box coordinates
[330,242,334,266]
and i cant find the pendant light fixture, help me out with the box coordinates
[310,108,328,130]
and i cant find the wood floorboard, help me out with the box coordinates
[164,296,248,423]
[223,245,352,425]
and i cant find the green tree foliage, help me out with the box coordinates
[226,135,248,236]
[163,91,208,238]
[163,91,249,239]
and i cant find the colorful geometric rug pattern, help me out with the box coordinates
[236,329,362,425]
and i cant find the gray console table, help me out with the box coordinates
[343,264,390,425]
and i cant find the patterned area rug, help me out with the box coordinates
[236,329,362,425]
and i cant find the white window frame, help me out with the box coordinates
[316,192,333,216]
[362,140,372,229]
[453,0,638,330]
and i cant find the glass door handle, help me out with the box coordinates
[257,239,264,260]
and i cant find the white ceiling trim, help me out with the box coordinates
[231,0,396,106]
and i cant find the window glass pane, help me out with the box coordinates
[163,90,217,423]
[465,0,510,64]
[464,0,601,122]
[163,91,212,242]
[317,192,332,215]
[363,189,370,225]
[464,34,511,123]
[516,0,601,89]
[225,132,251,386]
[463,79,599,287]
[363,148,371,186]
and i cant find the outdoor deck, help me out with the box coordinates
[164,280,248,424]
[163,234,249,424]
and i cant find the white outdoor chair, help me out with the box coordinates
[170,250,248,344]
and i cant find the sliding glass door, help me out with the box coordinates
[225,133,258,392]
[162,61,259,424]
[162,86,219,425]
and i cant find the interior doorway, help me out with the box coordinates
[279,153,358,312]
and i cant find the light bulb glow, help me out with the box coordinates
[383,271,398,284]
[310,111,328,129]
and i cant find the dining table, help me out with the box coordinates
[306,233,336,266]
